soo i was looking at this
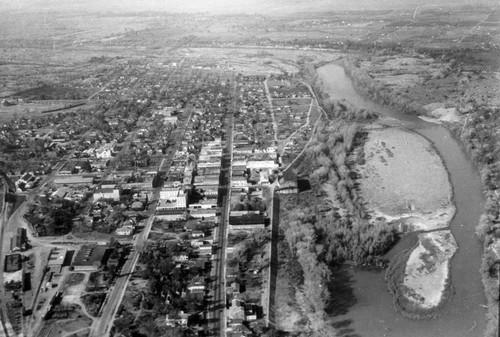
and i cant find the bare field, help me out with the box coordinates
[0,102,92,121]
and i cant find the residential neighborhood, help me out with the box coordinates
[0,56,317,337]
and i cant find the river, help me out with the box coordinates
[317,63,487,337]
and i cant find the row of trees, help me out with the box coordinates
[278,116,398,335]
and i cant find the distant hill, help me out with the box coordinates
[2,0,497,14]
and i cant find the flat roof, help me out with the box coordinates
[73,245,110,266]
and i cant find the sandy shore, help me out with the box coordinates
[403,230,457,309]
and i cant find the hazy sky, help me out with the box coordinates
[1,0,494,14]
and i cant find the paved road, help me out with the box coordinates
[90,94,196,337]
[89,206,156,337]
[206,78,235,337]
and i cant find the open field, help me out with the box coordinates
[357,127,454,232]
[0,102,92,121]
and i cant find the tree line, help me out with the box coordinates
[449,106,500,337]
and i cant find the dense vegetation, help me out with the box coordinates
[112,240,207,337]
[341,58,426,116]
[25,198,82,236]
[278,119,398,335]
[450,106,500,337]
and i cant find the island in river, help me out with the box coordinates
[355,124,457,318]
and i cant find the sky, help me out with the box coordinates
[1,0,494,14]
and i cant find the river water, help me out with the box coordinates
[317,64,487,337]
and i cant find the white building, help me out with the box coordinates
[94,188,120,201]
[246,160,278,170]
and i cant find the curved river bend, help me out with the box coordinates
[317,64,486,337]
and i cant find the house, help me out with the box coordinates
[190,240,204,247]
[173,253,189,262]
[244,303,258,321]
[187,276,205,292]
[18,172,35,186]
[191,231,204,238]
[130,201,144,211]
[231,177,248,190]
[228,299,245,320]
[198,244,212,256]
[259,171,270,185]
[95,141,116,159]
[231,281,241,294]
[116,225,134,236]
[165,311,189,327]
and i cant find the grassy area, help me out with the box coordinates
[81,293,107,317]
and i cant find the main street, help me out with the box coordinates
[207,76,235,337]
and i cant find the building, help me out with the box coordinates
[230,177,248,190]
[194,175,220,186]
[191,231,205,238]
[4,254,22,272]
[194,185,219,197]
[93,188,120,202]
[165,311,189,327]
[188,208,217,219]
[116,225,134,236]
[47,248,69,272]
[53,176,94,186]
[229,214,266,231]
[173,254,189,262]
[198,244,213,256]
[72,245,110,271]
[189,197,218,210]
[160,187,182,199]
[157,195,187,211]
[187,276,205,292]
[246,160,278,170]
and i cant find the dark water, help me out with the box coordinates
[318,64,486,337]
